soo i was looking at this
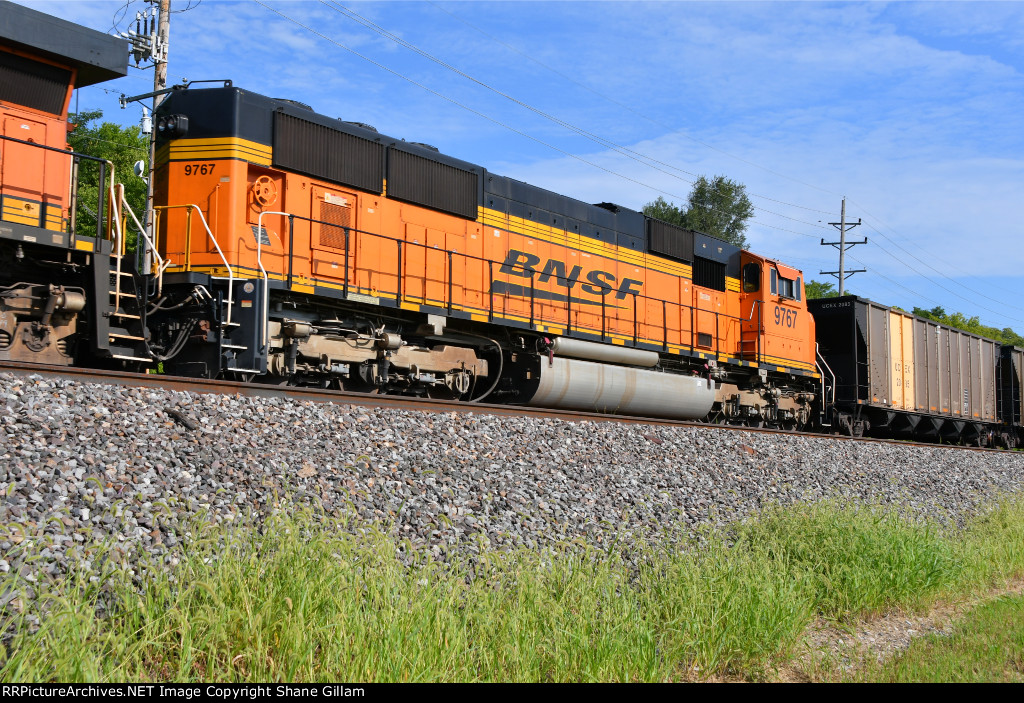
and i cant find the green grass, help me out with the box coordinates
[843,593,1024,682]
[3,497,1024,682]
[733,501,960,619]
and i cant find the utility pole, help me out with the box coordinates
[146,0,171,250]
[119,0,170,261]
[820,198,866,296]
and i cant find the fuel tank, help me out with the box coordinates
[527,356,716,419]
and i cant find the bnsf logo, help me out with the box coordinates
[499,250,644,299]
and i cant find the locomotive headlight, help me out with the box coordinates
[157,114,189,138]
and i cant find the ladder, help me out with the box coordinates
[211,276,266,377]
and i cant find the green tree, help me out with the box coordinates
[1001,328,1024,347]
[805,279,839,299]
[912,306,1022,345]
[642,176,754,249]
[684,175,753,249]
[641,196,686,227]
[67,110,149,244]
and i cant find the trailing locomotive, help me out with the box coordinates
[1,3,1021,447]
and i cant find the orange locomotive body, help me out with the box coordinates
[0,2,127,366]
[149,86,818,424]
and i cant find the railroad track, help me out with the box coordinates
[0,360,1001,453]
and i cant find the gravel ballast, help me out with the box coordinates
[2,372,1023,580]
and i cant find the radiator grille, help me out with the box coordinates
[317,200,352,250]
[647,219,694,263]
[693,256,726,292]
[273,112,384,193]
[0,51,70,115]
[387,148,478,219]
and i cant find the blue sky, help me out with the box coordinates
[18,0,1024,332]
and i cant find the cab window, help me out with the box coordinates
[770,268,801,301]
[742,262,761,293]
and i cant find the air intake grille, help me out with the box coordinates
[693,256,726,292]
[317,200,352,250]
[647,219,694,263]
[0,51,70,115]
[387,148,478,219]
[273,112,384,193]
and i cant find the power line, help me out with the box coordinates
[321,1,831,232]
[255,0,825,240]
[848,197,1024,301]
[109,0,135,35]
[171,0,201,13]
[845,251,1024,325]
[426,3,1023,327]
[427,0,838,214]
[74,134,149,155]
[263,2,1022,327]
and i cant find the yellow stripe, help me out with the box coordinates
[756,353,816,372]
[45,206,63,232]
[164,137,272,167]
[74,239,95,252]
[481,207,703,279]
[169,136,272,154]
[2,211,39,225]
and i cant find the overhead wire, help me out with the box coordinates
[109,0,135,35]
[844,251,1024,324]
[259,2,1021,326]
[426,0,838,214]
[847,197,1024,301]
[255,0,824,239]
[322,1,831,232]
[425,2,1024,326]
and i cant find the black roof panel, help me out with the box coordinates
[0,1,127,87]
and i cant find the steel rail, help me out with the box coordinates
[0,360,1004,453]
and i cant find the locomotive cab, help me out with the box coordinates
[737,252,814,374]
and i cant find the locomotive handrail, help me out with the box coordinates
[110,181,168,292]
[153,204,234,327]
[0,134,114,241]
[266,211,758,363]
[256,211,289,355]
[815,342,837,412]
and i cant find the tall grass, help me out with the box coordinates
[734,502,960,618]
[3,497,1024,682]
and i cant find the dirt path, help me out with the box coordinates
[777,576,1024,682]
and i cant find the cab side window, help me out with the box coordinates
[771,269,802,301]
[742,262,761,293]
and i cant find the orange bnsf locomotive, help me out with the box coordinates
[4,3,1021,445]
[142,83,819,426]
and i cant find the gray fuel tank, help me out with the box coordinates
[528,356,716,419]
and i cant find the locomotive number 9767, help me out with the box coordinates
[774,305,798,328]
